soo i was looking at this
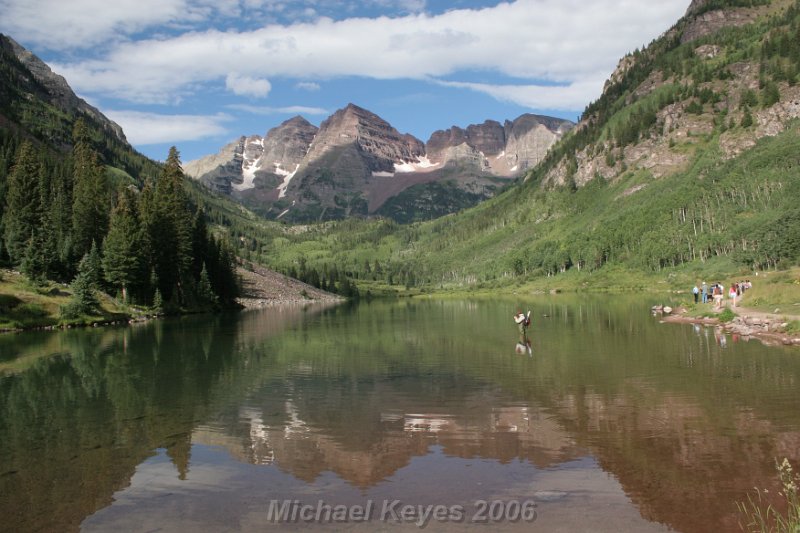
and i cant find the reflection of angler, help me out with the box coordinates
[515,340,532,355]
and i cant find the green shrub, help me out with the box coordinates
[718,308,736,322]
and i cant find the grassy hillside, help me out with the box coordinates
[226,117,798,295]
[226,0,800,296]
[0,269,138,331]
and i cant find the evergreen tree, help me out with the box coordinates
[71,120,109,259]
[39,199,63,280]
[741,107,754,127]
[103,190,146,303]
[3,141,43,264]
[191,208,209,279]
[48,160,76,279]
[306,267,320,288]
[137,178,157,276]
[0,138,12,239]
[84,240,103,288]
[205,238,239,306]
[740,88,758,108]
[148,147,193,302]
[197,263,218,308]
[20,233,48,283]
[761,80,781,107]
[152,287,164,313]
[62,252,99,319]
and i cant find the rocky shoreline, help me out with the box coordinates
[658,305,800,347]
[0,265,344,334]
[236,264,344,308]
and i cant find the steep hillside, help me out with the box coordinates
[0,35,285,318]
[397,0,800,283]
[242,0,800,292]
[0,34,160,182]
[0,48,306,311]
[534,0,799,190]
[0,33,286,263]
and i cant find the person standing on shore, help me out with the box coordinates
[701,281,708,304]
[729,284,738,307]
[713,284,723,310]
[693,284,699,303]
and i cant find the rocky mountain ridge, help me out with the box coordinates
[184,104,573,222]
[538,0,800,191]
[1,34,128,144]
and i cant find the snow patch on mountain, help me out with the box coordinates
[232,137,265,191]
[394,156,439,173]
[233,160,260,191]
[277,164,301,198]
[371,156,440,178]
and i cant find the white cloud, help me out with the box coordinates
[227,104,329,115]
[0,0,187,49]
[295,81,321,91]
[103,110,230,145]
[225,73,272,97]
[435,78,605,111]
[18,0,689,110]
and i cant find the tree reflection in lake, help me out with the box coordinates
[1,297,799,532]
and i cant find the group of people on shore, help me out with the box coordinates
[692,280,752,309]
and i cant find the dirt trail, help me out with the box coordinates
[728,303,800,323]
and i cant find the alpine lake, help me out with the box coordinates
[1,295,799,533]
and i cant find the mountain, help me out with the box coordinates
[185,116,319,196]
[426,115,574,175]
[403,0,800,282]
[184,104,573,223]
[0,34,261,312]
[0,35,127,147]
[6,0,799,302]
[535,0,800,190]
[0,34,160,183]
[241,0,800,292]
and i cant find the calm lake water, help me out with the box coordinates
[1,295,799,532]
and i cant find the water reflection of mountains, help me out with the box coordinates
[194,393,581,488]
[2,299,800,533]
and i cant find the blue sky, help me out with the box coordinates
[1,0,690,163]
